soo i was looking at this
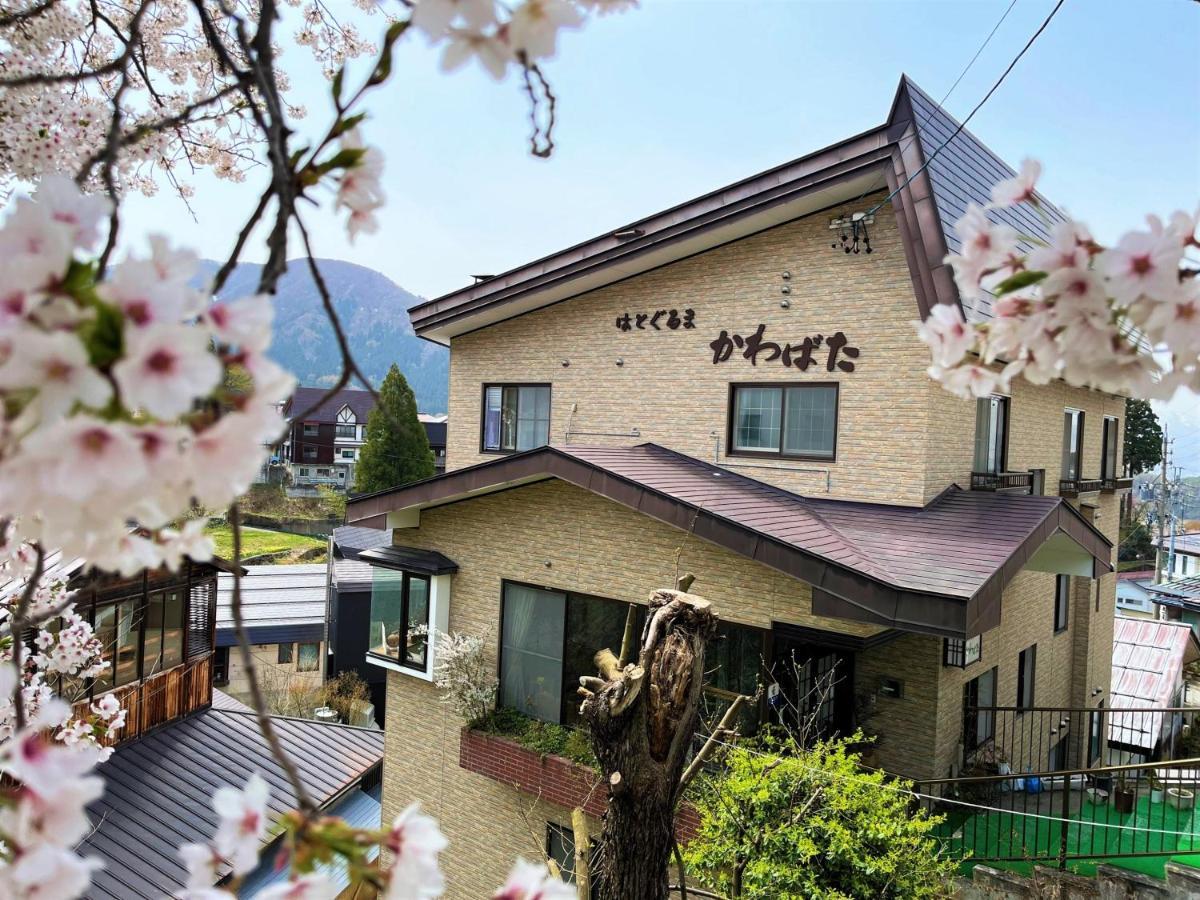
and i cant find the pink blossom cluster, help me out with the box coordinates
[410,0,635,81]
[0,689,114,899]
[916,159,1199,400]
[0,1,380,197]
[0,176,295,576]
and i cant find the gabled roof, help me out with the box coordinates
[346,443,1111,638]
[79,707,383,900]
[215,564,328,646]
[407,76,1067,344]
[1147,573,1200,609]
[285,386,375,423]
[1110,617,1199,752]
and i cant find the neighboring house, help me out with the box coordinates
[420,413,448,473]
[281,387,448,490]
[214,564,328,705]
[281,387,375,491]
[327,524,394,725]
[1,557,383,898]
[339,77,1128,895]
[1154,533,1200,580]
[1146,574,1200,634]
[1109,617,1199,764]
[1116,570,1157,618]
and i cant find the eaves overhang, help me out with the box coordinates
[345,445,1112,640]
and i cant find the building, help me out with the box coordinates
[343,77,1125,895]
[1155,532,1200,580]
[1109,617,1199,763]
[282,387,374,490]
[213,563,329,705]
[1116,569,1157,618]
[1147,574,1200,634]
[281,387,448,489]
[0,554,383,897]
[327,524,394,725]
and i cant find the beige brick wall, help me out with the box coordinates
[445,193,936,505]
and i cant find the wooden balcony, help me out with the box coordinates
[970,471,1033,494]
[73,654,213,748]
[1102,475,1134,493]
[1059,477,1104,497]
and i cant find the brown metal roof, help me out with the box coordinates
[80,707,383,899]
[346,443,1111,638]
[1110,617,1199,751]
[406,77,1072,343]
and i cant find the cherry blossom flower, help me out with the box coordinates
[179,842,221,892]
[112,324,223,419]
[508,0,582,60]
[0,199,75,293]
[410,0,498,38]
[335,129,386,242]
[382,803,448,899]
[100,237,204,327]
[990,158,1041,208]
[0,843,104,900]
[206,294,275,352]
[211,773,270,875]
[0,328,112,423]
[945,204,1019,299]
[1026,220,1091,273]
[33,176,112,250]
[1100,228,1184,306]
[915,303,974,369]
[440,28,512,80]
[492,859,575,900]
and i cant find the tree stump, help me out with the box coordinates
[578,586,716,900]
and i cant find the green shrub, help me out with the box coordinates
[477,707,596,769]
[684,732,956,899]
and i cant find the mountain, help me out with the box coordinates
[200,258,449,412]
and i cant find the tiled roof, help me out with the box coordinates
[1147,574,1200,606]
[332,524,392,560]
[1109,617,1199,752]
[80,707,383,900]
[215,564,327,646]
[1153,533,1200,556]
[347,443,1111,638]
[286,386,375,423]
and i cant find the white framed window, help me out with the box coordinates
[366,567,451,682]
[728,383,838,460]
[482,384,551,453]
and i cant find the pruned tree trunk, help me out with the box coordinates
[578,583,717,900]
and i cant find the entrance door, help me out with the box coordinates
[770,633,855,741]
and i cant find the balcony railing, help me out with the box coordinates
[1102,475,1134,492]
[72,654,213,747]
[915,704,1200,869]
[1059,477,1104,496]
[971,471,1035,493]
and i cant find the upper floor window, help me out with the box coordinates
[1101,416,1120,480]
[1061,409,1085,480]
[302,445,318,461]
[728,383,838,460]
[92,589,185,694]
[943,634,982,668]
[973,395,1009,475]
[336,424,357,439]
[1054,574,1070,633]
[302,422,319,437]
[482,384,551,453]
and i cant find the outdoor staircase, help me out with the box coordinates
[957,863,1200,898]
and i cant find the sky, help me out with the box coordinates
[117,0,1200,460]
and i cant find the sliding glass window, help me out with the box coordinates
[482,384,551,452]
[730,384,837,460]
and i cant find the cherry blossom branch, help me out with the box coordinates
[227,503,317,815]
[9,544,46,731]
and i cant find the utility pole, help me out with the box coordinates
[1155,425,1172,586]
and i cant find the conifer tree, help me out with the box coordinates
[353,364,435,494]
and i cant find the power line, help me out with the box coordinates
[844,0,1021,209]
[866,0,1068,218]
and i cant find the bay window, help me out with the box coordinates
[729,383,837,460]
[368,568,430,672]
[482,384,551,453]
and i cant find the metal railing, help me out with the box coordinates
[1102,475,1135,492]
[971,471,1034,493]
[917,705,1200,867]
[1059,477,1105,496]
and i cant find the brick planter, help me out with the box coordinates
[459,727,700,840]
